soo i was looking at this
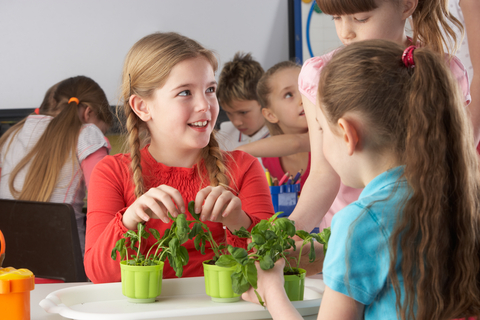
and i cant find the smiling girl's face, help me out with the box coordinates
[264,67,306,134]
[145,56,219,155]
[332,0,409,47]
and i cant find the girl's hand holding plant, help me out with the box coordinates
[123,185,186,230]
[194,185,252,232]
[241,259,287,306]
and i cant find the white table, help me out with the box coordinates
[31,275,324,320]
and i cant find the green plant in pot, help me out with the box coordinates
[184,201,240,302]
[215,212,331,305]
[111,213,191,303]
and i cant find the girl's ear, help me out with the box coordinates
[129,95,151,122]
[262,107,279,124]
[402,0,418,19]
[337,118,359,156]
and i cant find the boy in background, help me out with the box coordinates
[216,52,270,151]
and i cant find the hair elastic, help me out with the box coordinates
[34,108,40,115]
[402,46,417,68]
[68,97,80,105]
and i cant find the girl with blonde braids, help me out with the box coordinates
[84,32,274,283]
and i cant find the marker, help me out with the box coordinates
[292,169,303,184]
[265,169,272,186]
[272,177,279,186]
[278,172,290,185]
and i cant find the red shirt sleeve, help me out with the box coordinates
[84,155,134,283]
[226,151,275,248]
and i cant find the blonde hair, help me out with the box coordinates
[0,76,112,201]
[319,39,480,320]
[316,0,464,55]
[217,52,264,108]
[120,32,230,199]
[256,60,301,136]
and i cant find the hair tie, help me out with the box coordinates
[402,46,417,68]
[68,97,80,105]
[34,108,40,115]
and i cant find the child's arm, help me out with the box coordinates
[318,286,365,320]
[462,0,480,145]
[235,132,310,157]
[288,99,341,232]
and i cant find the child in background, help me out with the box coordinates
[238,0,471,233]
[244,40,480,320]
[216,52,270,152]
[256,61,310,190]
[0,76,113,255]
[84,32,274,283]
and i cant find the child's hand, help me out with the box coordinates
[242,259,287,306]
[194,185,252,231]
[122,185,185,230]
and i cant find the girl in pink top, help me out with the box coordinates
[237,0,471,234]
[256,61,310,190]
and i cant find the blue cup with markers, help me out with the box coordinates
[269,184,301,217]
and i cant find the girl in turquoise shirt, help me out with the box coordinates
[243,40,480,320]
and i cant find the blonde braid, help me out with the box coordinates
[125,104,144,199]
[201,132,232,191]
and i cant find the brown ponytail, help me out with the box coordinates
[319,39,480,320]
[410,0,464,56]
[1,76,111,201]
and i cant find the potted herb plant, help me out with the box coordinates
[111,213,191,303]
[215,212,331,305]
[184,201,240,302]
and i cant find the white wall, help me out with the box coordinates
[0,0,289,110]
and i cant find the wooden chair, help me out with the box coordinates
[0,199,87,282]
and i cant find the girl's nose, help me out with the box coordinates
[196,95,211,112]
[341,20,355,42]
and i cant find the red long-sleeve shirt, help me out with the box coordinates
[85,147,274,283]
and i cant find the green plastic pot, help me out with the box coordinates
[203,260,241,302]
[284,268,306,301]
[120,260,164,303]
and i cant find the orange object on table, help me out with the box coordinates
[0,230,35,320]
[0,267,35,320]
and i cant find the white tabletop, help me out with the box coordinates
[32,275,323,320]
[31,282,91,320]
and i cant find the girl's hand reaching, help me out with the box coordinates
[122,185,185,230]
[194,185,252,232]
[242,259,303,320]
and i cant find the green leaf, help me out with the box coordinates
[295,230,310,240]
[251,233,266,246]
[176,214,190,244]
[149,228,161,241]
[188,201,201,221]
[232,227,251,238]
[259,254,274,270]
[245,262,258,289]
[309,239,316,263]
[189,223,202,239]
[215,255,237,268]
[178,246,190,265]
[194,231,202,251]
[228,246,249,265]
[232,268,251,294]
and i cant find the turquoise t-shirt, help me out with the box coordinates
[323,166,409,319]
